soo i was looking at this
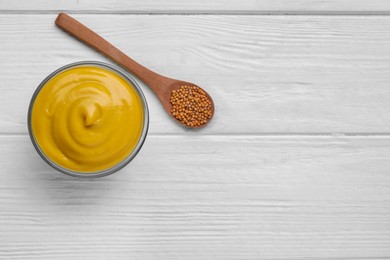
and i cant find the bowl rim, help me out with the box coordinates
[27,61,149,178]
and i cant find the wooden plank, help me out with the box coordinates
[1,14,390,134]
[1,0,390,13]
[1,135,390,259]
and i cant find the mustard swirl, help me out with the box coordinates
[31,65,144,173]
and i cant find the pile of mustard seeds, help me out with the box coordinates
[170,85,212,127]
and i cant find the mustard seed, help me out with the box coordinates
[170,85,212,127]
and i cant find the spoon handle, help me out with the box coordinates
[55,13,168,92]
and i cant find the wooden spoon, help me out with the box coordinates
[55,13,214,128]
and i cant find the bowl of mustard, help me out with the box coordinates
[28,61,149,178]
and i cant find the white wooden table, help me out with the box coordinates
[1,1,390,259]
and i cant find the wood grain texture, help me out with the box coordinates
[1,14,390,134]
[1,135,390,259]
[1,0,390,13]
[1,3,390,259]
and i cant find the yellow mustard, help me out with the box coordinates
[31,66,144,173]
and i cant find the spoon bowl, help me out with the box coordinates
[153,78,215,128]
